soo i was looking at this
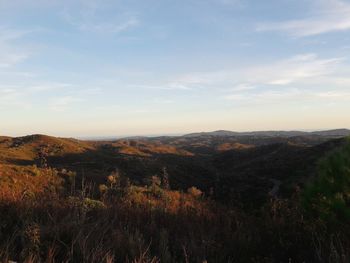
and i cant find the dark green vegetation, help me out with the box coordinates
[303,138,350,224]
[0,131,350,262]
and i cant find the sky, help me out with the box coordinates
[1,0,350,137]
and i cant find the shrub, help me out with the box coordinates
[99,184,108,195]
[187,187,202,199]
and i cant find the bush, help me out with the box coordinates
[187,186,202,199]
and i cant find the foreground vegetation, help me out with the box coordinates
[0,139,350,262]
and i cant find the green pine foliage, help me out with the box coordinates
[302,138,350,224]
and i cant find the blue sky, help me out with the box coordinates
[1,0,350,137]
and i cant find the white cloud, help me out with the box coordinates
[0,51,29,68]
[61,2,140,34]
[0,87,21,98]
[0,28,32,68]
[257,0,350,37]
[153,98,174,104]
[224,88,303,103]
[28,83,75,92]
[224,87,350,106]
[0,28,35,109]
[174,53,342,88]
[68,16,140,34]
[0,82,80,110]
[49,96,83,112]
[263,54,342,85]
[130,109,159,114]
[132,83,192,91]
[128,53,346,110]
[216,0,244,7]
[230,84,256,91]
[165,53,350,106]
[0,87,26,109]
[316,91,350,99]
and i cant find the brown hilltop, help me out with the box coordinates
[216,142,255,151]
[0,134,94,165]
[110,139,193,157]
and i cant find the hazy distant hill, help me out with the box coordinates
[310,129,350,137]
[183,129,350,138]
[184,130,241,137]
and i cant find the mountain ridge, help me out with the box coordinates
[3,129,349,141]
[183,129,350,138]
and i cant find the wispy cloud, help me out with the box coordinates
[64,14,139,34]
[316,91,350,99]
[132,83,192,91]
[130,109,159,114]
[260,54,342,85]
[257,0,350,37]
[0,81,80,110]
[0,28,35,109]
[0,51,29,68]
[230,84,256,91]
[27,83,76,92]
[86,18,139,34]
[0,28,32,68]
[127,53,345,111]
[153,98,174,104]
[0,87,26,109]
[224,87,350,106]
[174,53,342,88]
[224,88,303,103]
[49,96,83,112]
[216,0,244,7]
[166,53,350,107]
[61,2,140,34]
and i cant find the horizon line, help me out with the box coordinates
[2,127,349,140]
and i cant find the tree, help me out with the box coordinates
[161,167,170,190]
[302,138,350,225]
[35,145,49,168]
[107,169,120,189]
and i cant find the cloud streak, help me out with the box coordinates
[223,88,350,106]
[163,52,350,107]
[257,0,350,37]
[61,2,140,34]
[64,14,139,34]
[0,28,33,68]
[49,96,83,112]
[132,83,193,91]
[174,53,343,88]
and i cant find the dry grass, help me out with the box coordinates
[0,170,349,263]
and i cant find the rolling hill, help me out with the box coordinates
[0,130,348,206]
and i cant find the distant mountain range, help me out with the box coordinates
[82,129,350,141]
[183,129,350,138]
